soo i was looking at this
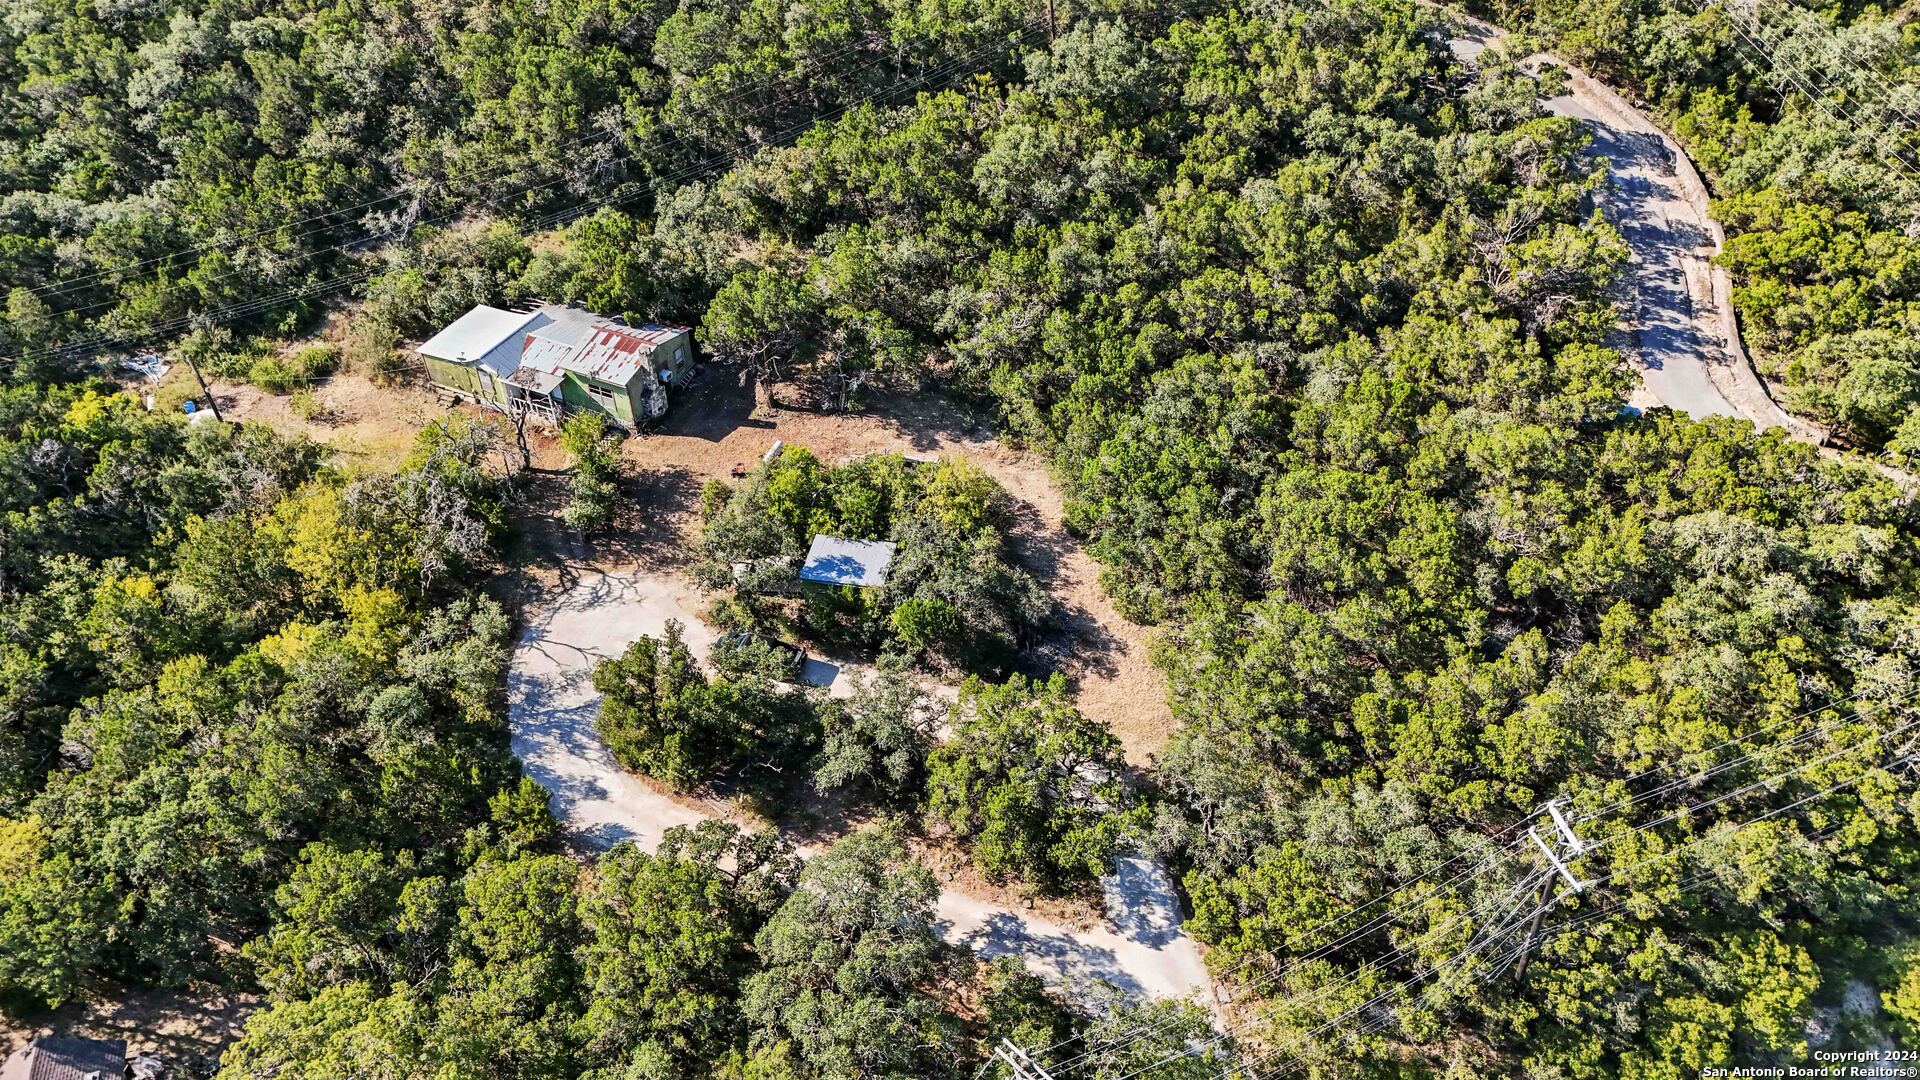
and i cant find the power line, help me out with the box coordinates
[1751,0,1920,132]
[1720,2,1920,178]
[1035,689,1919,1077]
[1019,705,1916,1078]
[1585,714,1920,850]
[1035,823,1540,1075]
[24,14,1006,306]
[1085,862,1555,1080]
[1575,685,1920,824]
[6,19,1051,369]
[1239,758,1908,1079]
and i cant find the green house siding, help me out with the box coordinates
[421,355,514,409]
[422,355,479,395]
[556,373,638,425]
[657,331,695,380]
[420,325,696,426]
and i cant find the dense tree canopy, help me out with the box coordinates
[927,673,1143,891]
[1474,0,1920,456]
[698,446,1047,668]
[4,0,1919,1071]
[0,393,518,1010]
[592,620,815,789]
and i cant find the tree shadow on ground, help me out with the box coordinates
[997,494,1124,683]
[587,466,701,572]
[654,367,772,442]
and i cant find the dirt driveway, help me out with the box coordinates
[609,372,1175,765]
[507,567,1211,1001]
[1447,18,1825,442]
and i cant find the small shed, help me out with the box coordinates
[799,536,897,588]
[1,1037,128,1080]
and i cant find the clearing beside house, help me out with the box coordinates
[607,372,1174,765]
[150,364,460,472]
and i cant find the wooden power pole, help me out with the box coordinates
[182,354,224,421]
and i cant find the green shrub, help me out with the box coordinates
[288,388,323,421]
[700,478,733,519]
[560,412,619,532]
[342,316,407,385]
[248,355,296,394]
[288,344,339,379]
[562,474,615,532]
[698,447,1045,672]
[801,582,875,645]
[248,345,336,395]
[890,596,961,653]
[924,673,1144,892]
[593,621,815,790]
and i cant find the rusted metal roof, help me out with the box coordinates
[562,325,673,385]
[424,303,688,390]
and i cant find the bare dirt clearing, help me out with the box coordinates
[0,987,256,1070]
[502,369,1206,1000]
[609,371,1174,764]
[158,365,463,472]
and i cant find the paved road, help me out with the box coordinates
[1450,29,1749,424]
[508,569,1212,1001]
[1547,89,1741,420]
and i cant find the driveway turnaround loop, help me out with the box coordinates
[508,569,1213,1002]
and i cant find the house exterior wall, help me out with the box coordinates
[420,330,526,410]
[633,375,668,420]
[419,314,695,426]
[421,354,479,396]
[628,331,692,421]
[657,330,695,379]
[422,355,518,409]
[557,372,637,426]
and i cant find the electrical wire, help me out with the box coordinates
[1574,685,1920,824]
[1241,760,1906,1080]
[7,19,1052,368]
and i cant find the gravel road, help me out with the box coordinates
[507,568,1213,1002]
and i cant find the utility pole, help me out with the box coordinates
[994,1039,1056,1080]
[1512,800,1588,983]
[182,352,224,421]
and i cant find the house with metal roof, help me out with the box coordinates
[0,1036,128,1080]
[416,303,695,428]
[799,535,897,588]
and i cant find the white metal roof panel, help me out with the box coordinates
[417,305,542,369]
[529,303,607,346]
[518,333,578,377]
[799,536,897,588]
[507,367,564,394]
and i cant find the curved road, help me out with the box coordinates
[507,569,1211,1002]
[504,26,1848,1012]
[1451,21,1824,439]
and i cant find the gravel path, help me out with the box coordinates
[508,568,1212,1001]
